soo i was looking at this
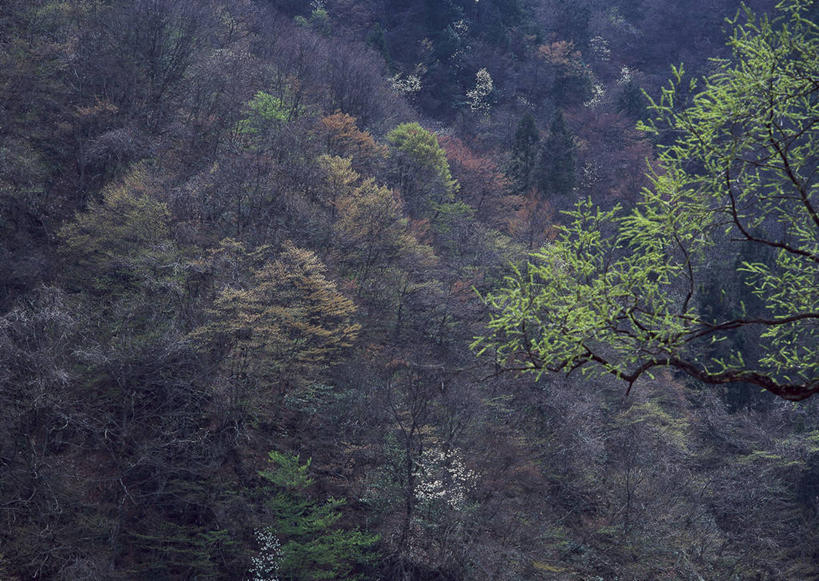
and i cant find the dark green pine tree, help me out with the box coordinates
[509,112,540,195]
[258,451,380,581]
[536,111,575,198]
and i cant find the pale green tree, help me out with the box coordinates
[475,2,818,401]
[387,122,457,216]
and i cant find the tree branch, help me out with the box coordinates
[726,171,819,263]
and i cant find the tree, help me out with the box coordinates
[508,112,540,196]
[439,136,515,229]
[58,167,180,297]
[193,241,360,413]
[257,451,379,580]
[474,2,818,401]
[74,0,211,133]
[536,110,575,198]
[315,113,387,174]
[55,170,232,579]
[325,157,434,288]
[466,67,494,114]
[386,122,457,216]
[508,190,555,250]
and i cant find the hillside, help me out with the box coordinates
[1,1,817,579]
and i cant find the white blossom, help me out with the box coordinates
[391,73,422,96]
[589,36,611,62]
[466,68,494,114]
[617,65,634,86]
[414,447,477,510]
[584,82,606,109]
[249,528,282,581]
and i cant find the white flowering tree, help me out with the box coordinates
[466,67,494,114]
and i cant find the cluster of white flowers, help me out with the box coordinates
[452,19,469,37]
[414,447,477,510]
[466,68,494,113]
[249,528,282,581]
[581,161,601,188]
[584,82,606,109]
[589,36,610,62]
[391,73,422,96]
[617,65,634,86]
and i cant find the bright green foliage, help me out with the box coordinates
[387,122,457,215]
[259,451,379,580]
[261,451,315,490]
[247,91,290,123]
[237,91,296,138]
[475,1,818,401]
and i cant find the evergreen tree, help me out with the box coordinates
[536,111,576,198]
[509,112,539,195]
[258,451,379,580]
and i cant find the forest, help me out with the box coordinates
[0,0,817,579]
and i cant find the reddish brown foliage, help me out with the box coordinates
[439,136,520,230]
[316,112,387,172]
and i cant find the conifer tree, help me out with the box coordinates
[258,451,379,580]
[509,112,540,196]
[536,111,576,198]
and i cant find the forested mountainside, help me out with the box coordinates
[1,0,817,579]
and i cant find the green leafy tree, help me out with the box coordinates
[475,2,818,401]
[239,91,292,131]
[258,451,379,580]
[387,122,457,216]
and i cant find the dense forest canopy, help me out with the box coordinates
[1,0,817,579]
